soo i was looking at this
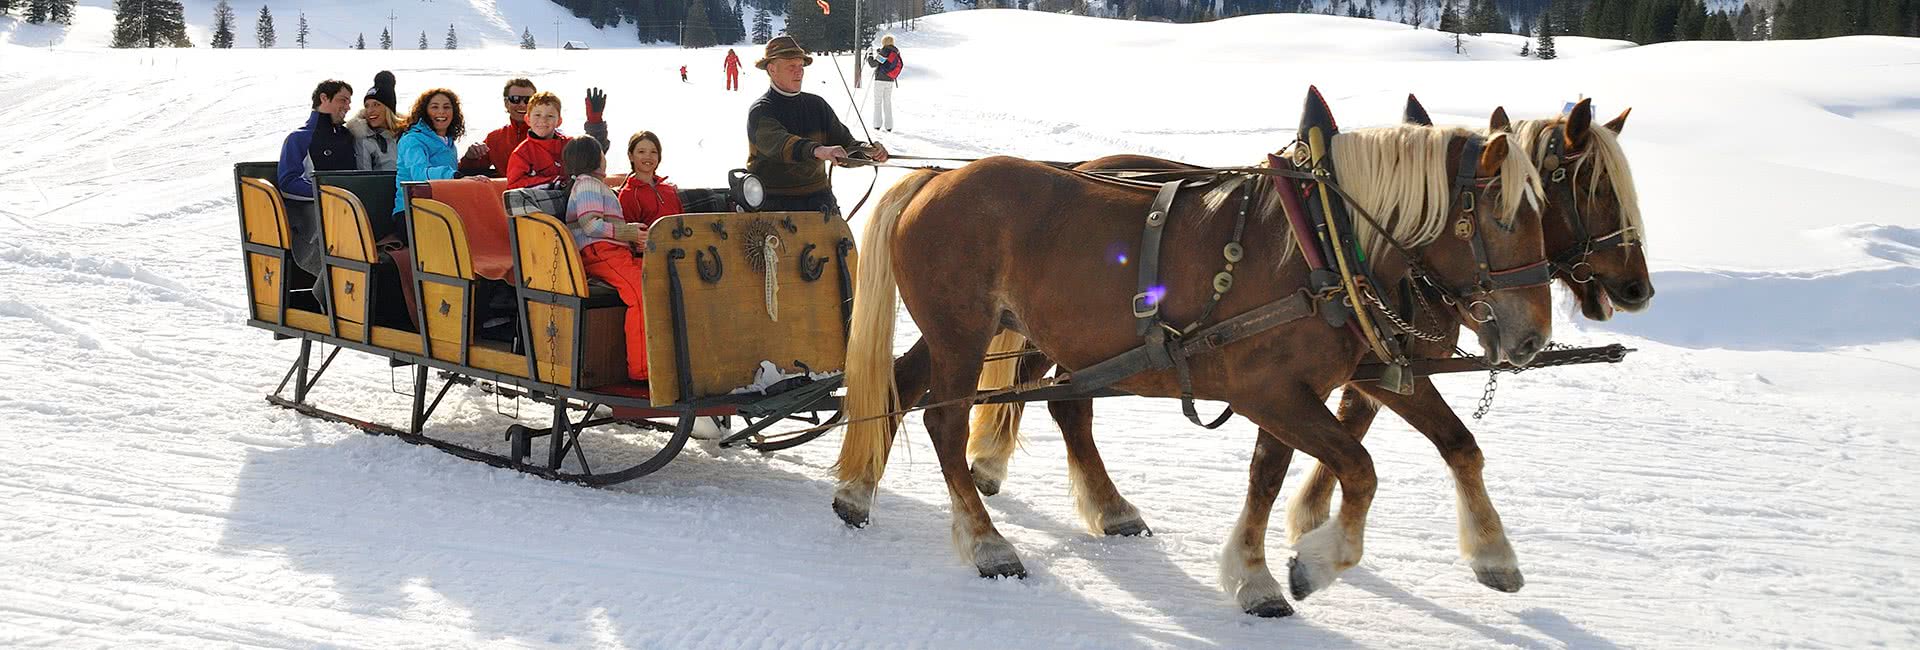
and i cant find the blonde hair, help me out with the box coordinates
[1510,118,1644,246]
[1330,125,1542,260]
[526,91,563,114]
[353,103,403,136]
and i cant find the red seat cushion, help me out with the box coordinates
[426,179,516,282]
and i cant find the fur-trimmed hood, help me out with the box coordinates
[346,112,402,140]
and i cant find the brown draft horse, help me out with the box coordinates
[961,99,1651,604]
[833,122,1551,616]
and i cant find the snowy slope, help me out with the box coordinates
[0,0,662,49]
[3,11,1919,649]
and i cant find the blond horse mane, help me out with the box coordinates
[1328,125,1543,262]
[1510,118,1644,247]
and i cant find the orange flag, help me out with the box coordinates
[817,0,831,14]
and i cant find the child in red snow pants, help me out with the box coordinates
[580,241,649,381]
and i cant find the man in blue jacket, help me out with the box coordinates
[276,79,357,306]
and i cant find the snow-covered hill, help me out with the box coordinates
[0,0,661,49]
[2,10,1917,648]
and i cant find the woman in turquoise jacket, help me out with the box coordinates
[393,88,469,217]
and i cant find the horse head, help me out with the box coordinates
[1503,99,1653,320]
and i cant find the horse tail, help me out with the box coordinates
[836,168,943,486]
[967,331,1029,464]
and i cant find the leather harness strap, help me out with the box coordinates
[1540,126,1634,276]
[1134,180,1183,337]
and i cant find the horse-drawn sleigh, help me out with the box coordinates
[236,161,855,485]
[236,88,1647,618]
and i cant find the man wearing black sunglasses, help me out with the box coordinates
[459,78,538,177]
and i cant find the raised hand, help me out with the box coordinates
[586,88,608,123]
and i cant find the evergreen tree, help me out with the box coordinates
[784,0,826,47]
[255,5,274,48]
[380,26,391,49]
[418,30,427,49]
[521,27,537,49]
[1537,10,1557,58]
[1703,10,1734,39]
[925,0,944,14]
[356,33,366,49]
[1520,39,1530,56]
[296,11,307,48]
[1551,0,1581,34]
[686,0,716,47]
[1675,0,1706,40]
[1467,0,1506,34]
[1439,0,1462,32]
[26,0,46,23]
[1407,0,1426,28]
[48,0,74,24]
[211,0,234,48]
[111,0,192,48]
[752,7,773,43]
[444,24,457,49]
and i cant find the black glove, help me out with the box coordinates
[586,88,607,122]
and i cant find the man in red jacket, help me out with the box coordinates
[724,49,742,91]
[459,78,538,177]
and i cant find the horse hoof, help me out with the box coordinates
[832,498,869,528]
[1474,566,1525,593]
[1102,519,1152,537]
[1244,597,1295,618]
[977,560,1027,580]
[1287,557,1319,601]
[974,475,1001,497]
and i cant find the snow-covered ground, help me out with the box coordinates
[3,9,1919,648]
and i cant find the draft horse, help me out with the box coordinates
[832,121,1552,616]
[961,98,1652,601]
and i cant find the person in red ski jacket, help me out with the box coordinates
[617,131,684,227]
[459,78,537,177]
[724,49,742,91]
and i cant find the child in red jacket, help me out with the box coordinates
[504,92,571,189]
[617,131,684,227]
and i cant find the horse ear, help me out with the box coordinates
[1489,106,1511,133]
[1477,133,1510,177]
[1403,94,1433,126]
[1564,98,1594,148]
[1603,107,1631,134]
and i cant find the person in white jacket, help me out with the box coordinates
[346,71,401,171]
[864,35,902,132]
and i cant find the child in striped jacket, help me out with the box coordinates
[562,138,650,381]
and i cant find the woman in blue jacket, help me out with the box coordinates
[394,88,470,217]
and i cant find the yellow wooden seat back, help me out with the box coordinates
[510,212,625,388]
[237,177,289,324]
[408,198,476,366]
[320,185,378,333]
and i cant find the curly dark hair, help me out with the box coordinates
[399,88,466,141]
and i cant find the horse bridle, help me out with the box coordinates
[1399,136,1552,326]
[1538,126,1639,284]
